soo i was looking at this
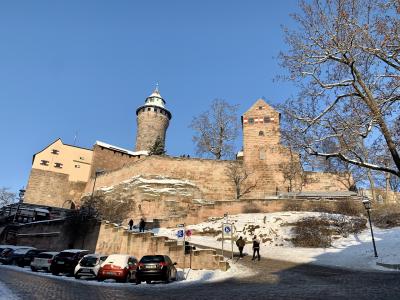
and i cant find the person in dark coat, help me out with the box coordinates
[139,218,146,232]
[252,235,261,261]
[236,236,246,259]
[128,219,134,230]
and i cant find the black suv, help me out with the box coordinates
[136,255,177,284]
[50,249,89,276]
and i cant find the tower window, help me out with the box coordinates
[259,106,263,110]
[154,108,158,113]
[51,149,59,155]
[147,108,151,111]
[54,162,63,168]
[248,118,254,124]
[259,149,266,160]
[75,164,80,168]
[259,131,264,136]
[40,160,49,166]
[264,117,271,123]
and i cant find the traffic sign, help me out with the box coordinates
[185,229,192,237]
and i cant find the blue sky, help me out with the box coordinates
[0,0,300,193]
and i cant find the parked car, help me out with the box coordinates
[30,252,59,272]
[74,254,107,279]
[50,249,89,276]
[0,247,35,265]
[16,249,48,267]
[97,254,138,283]
[136,255,177,284]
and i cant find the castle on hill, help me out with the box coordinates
[24,87,350,222]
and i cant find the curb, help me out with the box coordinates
[376,262,400,270]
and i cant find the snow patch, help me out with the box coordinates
[0,281,20,300]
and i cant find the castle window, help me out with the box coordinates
[259,131,264,136]
[75,164,80,168]
[147,107,151,111]
[142,108,145,112]
[40,160,49,166]
[259,106,263,110]
[79,156,84,160]
[264,117,271,123]
[51,149,59,155]
[248,118,254,124]
[154,108,158,113]
[259,149,266,160]
[54,162,63,168]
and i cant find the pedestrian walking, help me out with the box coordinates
[128,219,134,230]
[139,218,146,232]
[252,235,260,261]
[236,236,246,259]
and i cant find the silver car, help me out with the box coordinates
[30,252,59,272]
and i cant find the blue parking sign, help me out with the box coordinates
[224,225,231,234]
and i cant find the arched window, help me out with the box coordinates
[264,116,271,123]
[248,118,254,124]
[259,131,264,136]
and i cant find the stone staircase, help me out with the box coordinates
[94,221,229,271]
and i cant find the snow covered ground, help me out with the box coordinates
[154,212,400,272]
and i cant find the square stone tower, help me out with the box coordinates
[242,98,284,195]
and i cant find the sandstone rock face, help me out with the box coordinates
[90,175,203,220]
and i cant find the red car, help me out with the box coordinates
[97,254,138,283]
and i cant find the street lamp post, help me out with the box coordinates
[362,198,378,258]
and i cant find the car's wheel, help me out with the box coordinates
[31,266,37,272]
[97,278,104,282]
[135,279,141,285]
[75,274,80,279]
[52,271,59,276]
[125,272,131,283]
[146,280,151,284]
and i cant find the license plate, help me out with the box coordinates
[57,261,65,264]
[106,271,114,275]
[81,268,91,273]
[147,265,156,269]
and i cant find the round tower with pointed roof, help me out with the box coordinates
[135,86,172,152]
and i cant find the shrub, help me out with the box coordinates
[291,217,333,248]
[290,215,366,248]
[335,198,363,216]
[371,203,400,229]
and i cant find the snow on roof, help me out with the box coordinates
[61,249,88,253]
[95,141,148,156]
[102,254,132,267]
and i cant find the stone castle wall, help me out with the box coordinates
[24,169,87,208]
[84,156,237,201]
[90,145,143,177]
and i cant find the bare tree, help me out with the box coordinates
[279,148,310,192]
[225,162,257,199]
[81,195,134,224]
[279,0,400,177]
[0,188,16,208]
[190,99,240,159]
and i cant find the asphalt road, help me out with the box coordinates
[0,257,399,300]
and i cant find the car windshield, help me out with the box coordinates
[80,256,98,267]
[140,255,164,263]
[37,253,54,259]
